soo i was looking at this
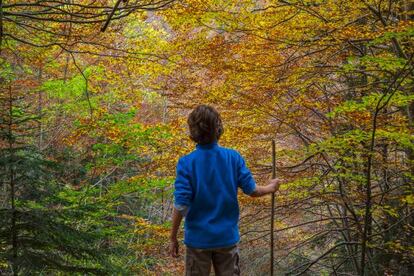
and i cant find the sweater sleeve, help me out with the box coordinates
[237,153,256,195]
[173,157,193,215]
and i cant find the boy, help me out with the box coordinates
[169,105,281,275]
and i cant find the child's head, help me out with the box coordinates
[187,105,223,144]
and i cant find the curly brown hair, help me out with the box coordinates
[187,105,224,144]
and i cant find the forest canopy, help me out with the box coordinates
[0,0,413,275]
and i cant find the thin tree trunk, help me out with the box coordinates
[270,140,276,276]
[0,0,3,54]
[8,86,17,276]
[38,67,43,149]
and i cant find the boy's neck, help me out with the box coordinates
[196,141,218,150]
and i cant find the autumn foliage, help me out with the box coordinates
[1,0,413,275]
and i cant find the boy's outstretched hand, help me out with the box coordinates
[169,238,179,258]
[250,178,282,197]
[268,178,282,193]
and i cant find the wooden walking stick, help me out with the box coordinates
[270,139,276,276]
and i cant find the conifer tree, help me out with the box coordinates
[0,66,120,275]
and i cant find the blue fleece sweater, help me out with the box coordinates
[173,141,256,249]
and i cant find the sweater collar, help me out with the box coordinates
[196,141,219,150]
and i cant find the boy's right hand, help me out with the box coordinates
[268,178,282,193]
[250,178,282,197]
